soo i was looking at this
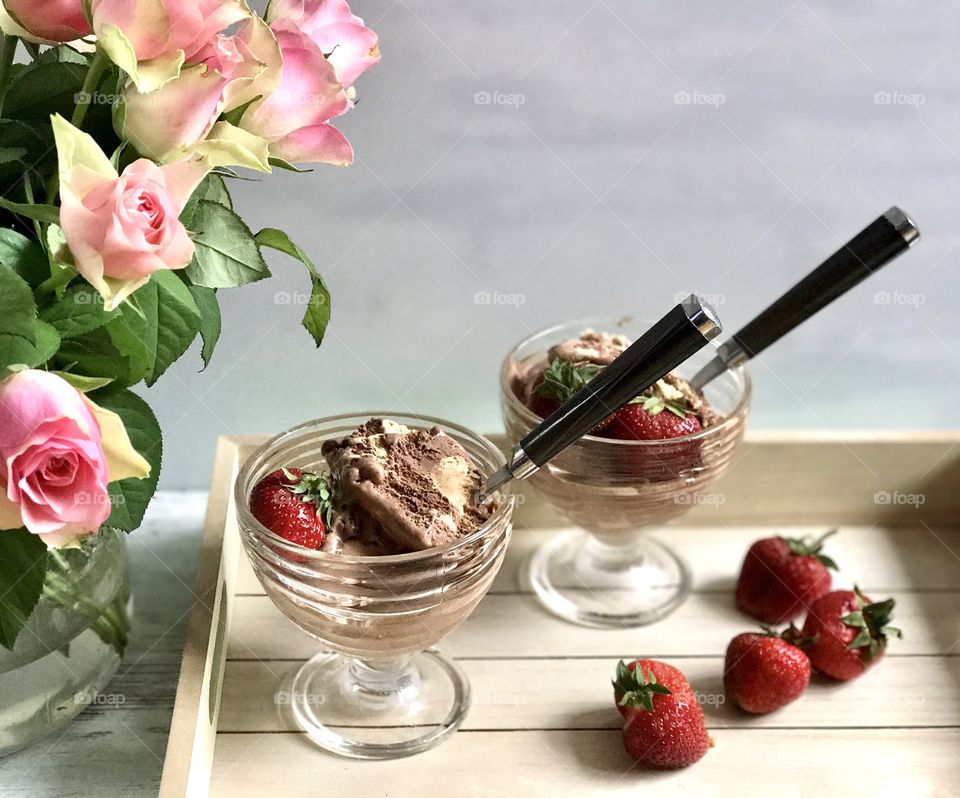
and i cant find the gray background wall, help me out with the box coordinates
[147,0,960,488]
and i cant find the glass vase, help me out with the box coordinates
[0,528,131,757]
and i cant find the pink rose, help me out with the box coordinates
[239,21,353,166]
[120,13,280,167]
[1,0,90,43]
[91,0,249,92]
[266,0,380,89]
[0,370,150,547]
[53,114,208,310]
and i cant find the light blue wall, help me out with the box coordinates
[146,0,960,487]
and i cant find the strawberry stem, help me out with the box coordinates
[281,469,335,529]
[784,528,839,570]
[612,660,672,712]
[840,586,902,660]
[537,359,602,402]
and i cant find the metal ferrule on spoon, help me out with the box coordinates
[483,295,722,496]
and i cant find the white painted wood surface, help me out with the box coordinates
[162,434,960,798]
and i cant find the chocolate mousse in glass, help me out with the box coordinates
[501,318,750,627]
[235,414,515,759]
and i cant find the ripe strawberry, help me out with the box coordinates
[612,659,710,769]
[596,387,704,481]
[529,359,612,432]
[735,530,838,623]
[600,394,702,441]
[800,588,901,681]
[723,628,811,714]
[529,375,561,419]
[249,467,331,550]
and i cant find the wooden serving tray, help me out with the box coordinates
[159,432,960,797]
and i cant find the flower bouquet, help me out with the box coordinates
[0,0,379,673]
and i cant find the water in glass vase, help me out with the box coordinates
[0,529,131,756]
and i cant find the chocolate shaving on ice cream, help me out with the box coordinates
[549,329,629,366]
[321,419,495,552]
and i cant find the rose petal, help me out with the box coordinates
[269,122,353,166]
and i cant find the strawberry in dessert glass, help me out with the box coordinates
[235,413,515,759]
[501,318,750,627]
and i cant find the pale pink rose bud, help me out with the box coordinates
[52,114,209,310]
[1,0,90,43]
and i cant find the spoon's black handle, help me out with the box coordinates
[519,296,721,467]
[729,207,919,362]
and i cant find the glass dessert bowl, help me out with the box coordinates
[235,413,514,759]
[501,318,750,627]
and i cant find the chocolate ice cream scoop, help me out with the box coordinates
[322,418,494,552]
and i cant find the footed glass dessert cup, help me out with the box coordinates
[501,318,750,628]
[235,413,514,759]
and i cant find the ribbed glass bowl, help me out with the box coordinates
[235,412,514,759]
[500,317,750,627]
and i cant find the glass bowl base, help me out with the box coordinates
[289,649,470,759]
[527,528,691,628]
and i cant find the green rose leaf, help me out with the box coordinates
[6,320,61,368]
[185,200,270,289]
[54,322,143,387]
[0,227,49,286]
[0,120,50,191]
[180,173,232,230]
[0,264,37,341]
[268,156,312,173]
[39,284,118,339]
[4,62,87,123]
[0,197,60,224]
[188,285,221,369]
[4,59,119,167]
[0,528,48,651]
[141,270,201,385]
[37,47,89,67]
[255,228,330,347]
[50,371,114,393]
[104,308,151,384]
[91,388,162,532]
[0,268,60,370]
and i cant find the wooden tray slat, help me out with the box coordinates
[208,728,960,798]
[218,655,960,732]
[234,523,960,595]
[226,590,960,660]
